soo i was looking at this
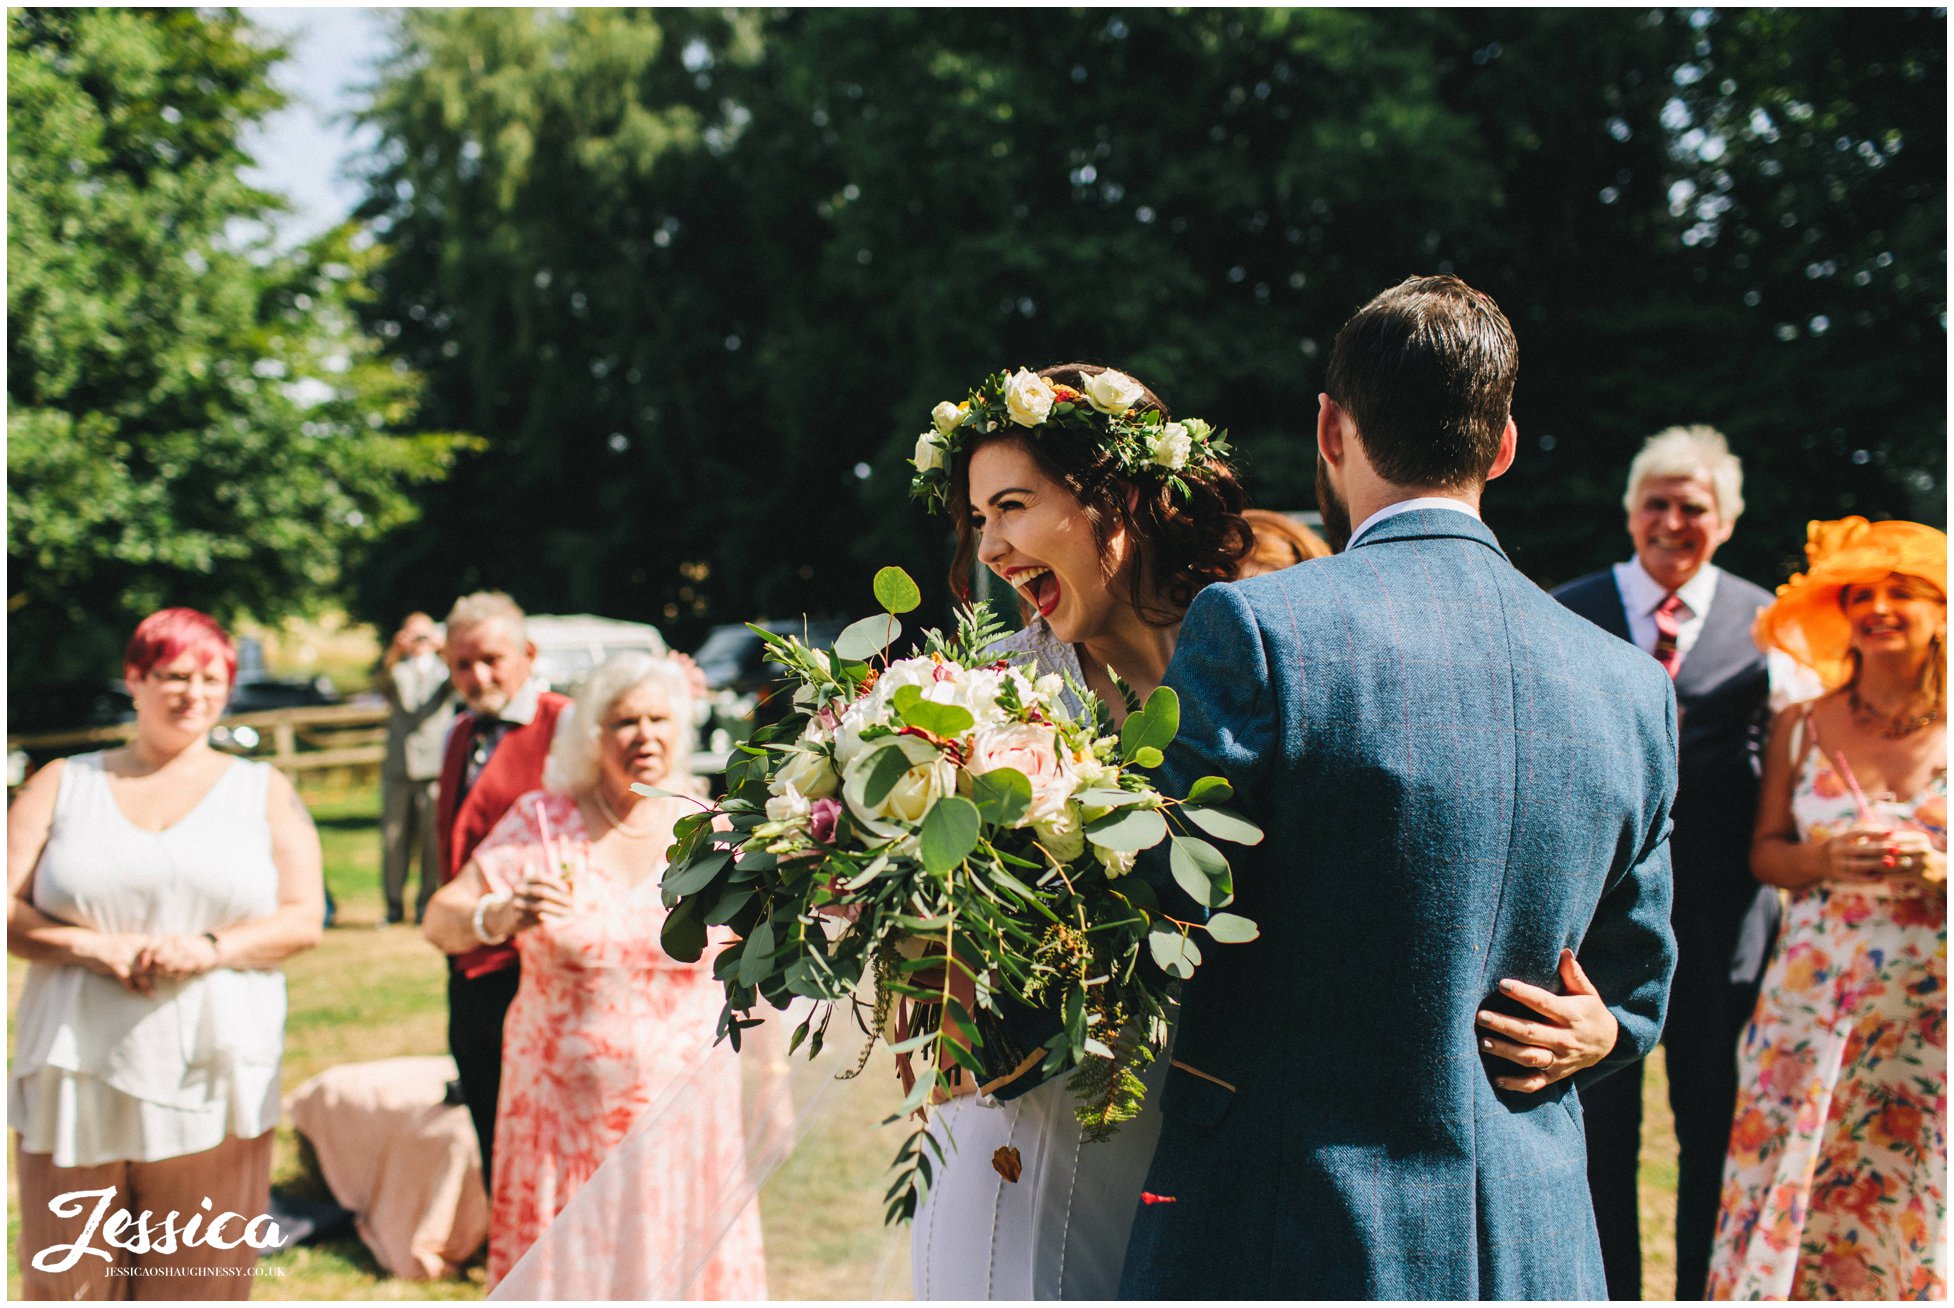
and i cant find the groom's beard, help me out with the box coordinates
[1315,454,1352,553]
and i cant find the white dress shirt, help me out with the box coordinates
[1612,557,1721,673]
[1345,496,1483,549]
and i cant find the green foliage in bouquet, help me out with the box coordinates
[647,567,1262,1223]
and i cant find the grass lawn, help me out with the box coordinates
[9,789,1681,1298]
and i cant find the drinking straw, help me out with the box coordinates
[1831,750,1877,825]
[1832,749,1897,869]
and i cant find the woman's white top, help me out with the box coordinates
[9,752,287,1166]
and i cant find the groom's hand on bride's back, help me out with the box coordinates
[1475,948,1620,1094]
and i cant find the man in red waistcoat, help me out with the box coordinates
[431,592,570,1189]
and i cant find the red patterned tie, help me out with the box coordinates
[1652,593,1685,678]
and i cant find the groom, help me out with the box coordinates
[1120,275,1680,1299]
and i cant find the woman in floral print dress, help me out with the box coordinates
[1707,518,1946,1300]
[425,652,766,1297]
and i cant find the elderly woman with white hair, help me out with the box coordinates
[425,651,765,1296]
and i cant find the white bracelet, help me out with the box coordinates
[471,891,515,946]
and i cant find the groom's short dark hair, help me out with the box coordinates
[1325,275,1517,489]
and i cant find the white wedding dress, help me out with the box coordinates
[911,619,1170,1299]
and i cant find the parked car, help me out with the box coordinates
[690,618,857,777]
[527,614,669,698]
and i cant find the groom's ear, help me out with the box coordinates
[1485,416,1518,482]
[1317,393,1347,466]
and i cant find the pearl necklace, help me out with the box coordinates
[593,787,658,838]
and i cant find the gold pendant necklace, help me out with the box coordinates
[1848,687,1943,740]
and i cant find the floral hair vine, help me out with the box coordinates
[909,367,1233,514]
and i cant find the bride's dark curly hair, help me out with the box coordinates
[946,363,1252,627]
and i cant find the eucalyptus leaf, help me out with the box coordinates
[1147,927,1202,979]
[971,768,1032,826]
[1084,805,1168,852]
[1181,805,1265,846]
[1185,775,1234,806]
[736,919,777,987]
[660,897,707,963]
[1169,835,1231,908]
[703,885,754,926]
[890,684,924,716]
[1119,685,1181,760]
[873,566,923,614]
[834,613,902,661]
[904,699,975,738]
[920,795,983,874]
[663,848,731,897]
[1205,912,1261,944]
[861,743,916,808]
[1072,787,1150,809]
[1130,746,1163,769]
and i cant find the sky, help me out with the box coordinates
[238,7,390,246]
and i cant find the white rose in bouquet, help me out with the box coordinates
[765,782,812,828]
[1082,369,1145,416]
[1003,368,1057,427]
[775,747,840,799]
[966,722,1075,825]
[842,734,958,839]
[913,431,945,473]
[930,401,965,436]
[1031,802,1087,863]
[1095,843,1137,878]
[1069,744,1120,792]
[1149,422,1193,470]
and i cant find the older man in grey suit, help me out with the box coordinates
[1120,275,1679,1298]
[1553,427,1779,1300]
[376,611,454,924]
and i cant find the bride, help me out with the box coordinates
[908,362,1249,1299]
[910,362,1624,1299]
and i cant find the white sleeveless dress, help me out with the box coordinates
[911,621,1171,1299]
[9,752,287,1166]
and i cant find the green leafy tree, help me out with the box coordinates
[7,8,466,689]
[350,9,1943,642]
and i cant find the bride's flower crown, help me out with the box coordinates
[909,367,1233,514]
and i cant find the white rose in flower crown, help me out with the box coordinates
[913,431,945,473]
[1082,369,1145,417]
[1149,422,1193,470]
[842,735,958,839]
[774,747,839,800]
[1004,368,1058,428]
[1032,802,1087,863]
[931,401,965,436]
[965,722,1075,825]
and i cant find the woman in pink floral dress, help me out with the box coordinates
[425,652,765,1296]
[1707,518,1946,1300]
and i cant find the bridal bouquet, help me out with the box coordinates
[650,568,1261,1221]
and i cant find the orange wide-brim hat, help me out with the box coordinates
[1753,516,1948,688]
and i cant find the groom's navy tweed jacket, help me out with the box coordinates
[1120,509,1679,1300]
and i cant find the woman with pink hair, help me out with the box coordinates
[8,608,325,1299]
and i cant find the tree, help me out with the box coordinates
[348,9,1944,642]
[6,8,464,688]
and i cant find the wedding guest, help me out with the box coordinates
[1553,425,1779,1299]
[423,652,764,1295]
[1706,517,1945,1300]
[376,612,454,925]
[7,608,325,1299]
[1239,507,1332,575]
[433,592,570,1191]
